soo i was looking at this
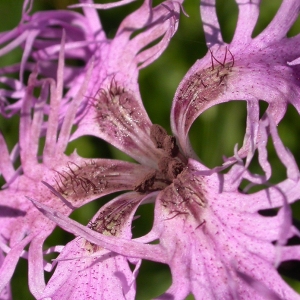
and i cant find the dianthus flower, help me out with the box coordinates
[28,0,300,299]
[1,0,300,299]
[0,0,181,298]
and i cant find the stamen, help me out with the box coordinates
[134,171,157,193]
[150,124,168,148]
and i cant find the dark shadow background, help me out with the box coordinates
[0,0,300,299]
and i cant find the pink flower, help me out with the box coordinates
[1,0,300,299]
[31,0,300,299]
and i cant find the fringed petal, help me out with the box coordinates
[70,0,138,10]
[0,248,11,300]
[28,234,49,298]
[70,78,161,168]
[152,157,300,299]
[72,0,182,167]
[200,0,224,47]
[0,132,15,183]
[51,156,155,207]
[0,235,33,296]
[43,240,137,300]
[172,1,300,158]
[255,0,300,45]
[231,0,261,46]
[29,197,167,263]
[42,192,146,299]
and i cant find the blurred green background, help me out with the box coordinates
[1,0,300,299]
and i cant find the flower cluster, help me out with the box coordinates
[0,0,300,299]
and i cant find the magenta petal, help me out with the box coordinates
[172,0,300,158]
[0,247,11,300]
[0,5,97,118]
[71,80,162,167]
[0,40,93,294]
[267,115,299,181]
[70,0,138,10]
[27,234,51,298]
[255,0,300,44]
[281,245,300,261]
[132,1,182,69]
[72,1,182,167]
[0,235,32,296]
[235,270,282,300]
[0,132,15,183]
[200,0,223,46]
[52,157,155,207]
[29,197,167,263]
[42,191,146,298]
[43,239,137,299]
[231,0,261,45]
[151,158,299,299]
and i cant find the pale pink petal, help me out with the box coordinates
[51,157,155,207]
[172,0,300,159]
[200,0,223,46]
[42,192,146,299]
[72,0,182,167]
[255,0,300,45]
[150,158,300,299]
[29,197,167,263]
[231,0,261,46]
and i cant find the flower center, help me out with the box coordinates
[134,124,187,193]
